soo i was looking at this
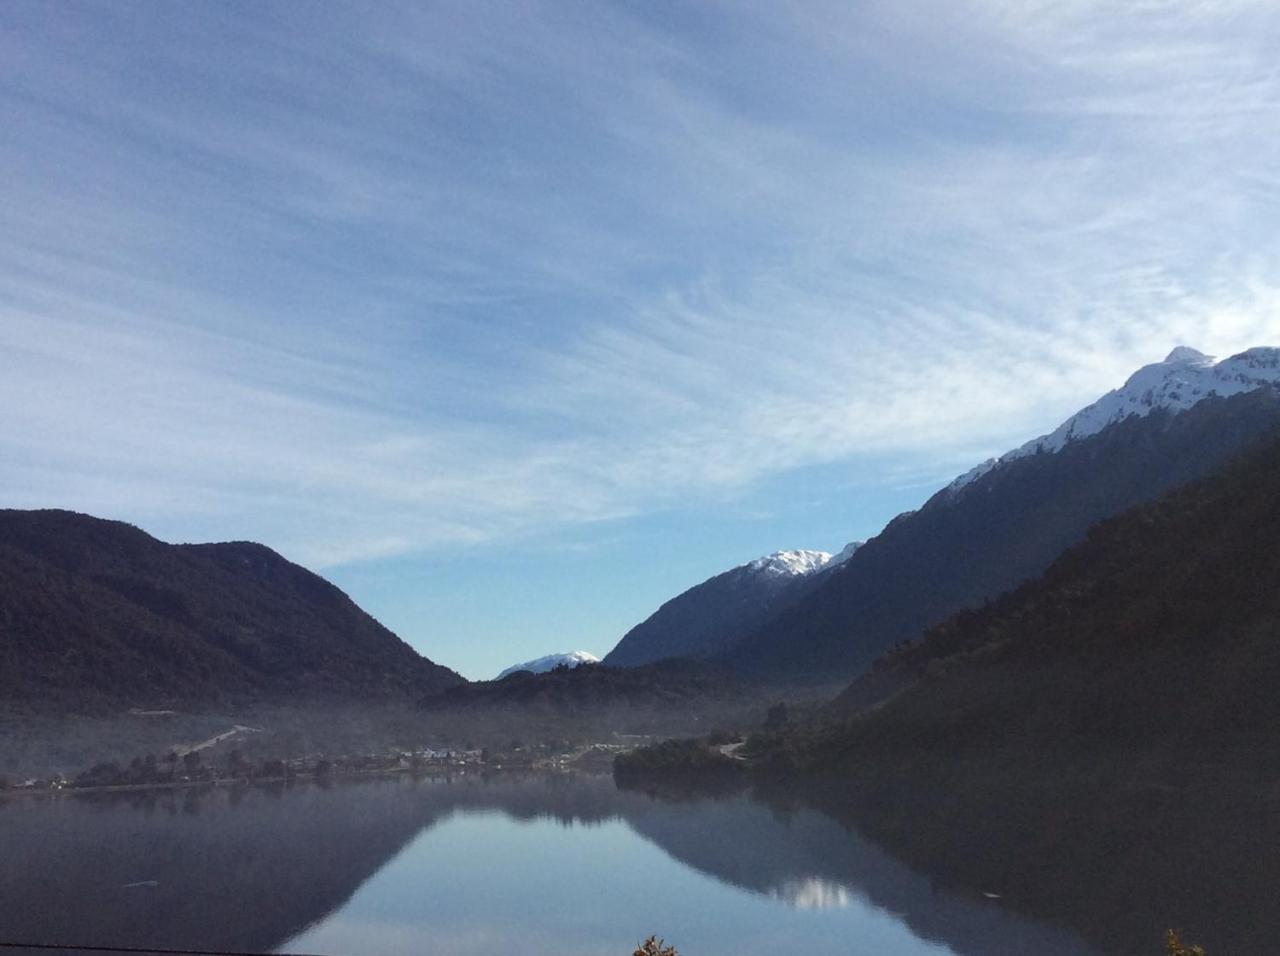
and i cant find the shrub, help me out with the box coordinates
[1165,929,1206,956]
[633,936,677,956]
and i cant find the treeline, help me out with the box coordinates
[423,658,757,713]
[3,746,488,792]
[29,748,313,790]
[614,738,741,778]
[741,429,1280,777]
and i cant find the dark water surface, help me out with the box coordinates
[0,773,1106,956]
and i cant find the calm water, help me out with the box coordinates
[0,773,1102,956]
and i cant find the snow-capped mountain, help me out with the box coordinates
[747,544,862,577]
[748,549,834,576]
[604,542,862,667]
[606,345,1280,682]
[721,346,1280,682]
[496,650,600,680]
[951,347,1280,491]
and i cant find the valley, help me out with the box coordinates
[6,7,1276,952]
[4,347,1280,956]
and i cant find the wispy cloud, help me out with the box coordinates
[2,1,1279,569]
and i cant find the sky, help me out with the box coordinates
[3,1,1280,679]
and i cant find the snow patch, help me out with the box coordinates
[742,541,862,580]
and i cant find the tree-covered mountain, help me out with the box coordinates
[776,425,1280,765]
[625,433,1280,954]
[604,545,859,667]
[0,510,462,712]
[423,658,757,715]
[721,382,1280,683]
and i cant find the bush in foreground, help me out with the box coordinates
[1165,929,1205,956]
[633,936,677,956]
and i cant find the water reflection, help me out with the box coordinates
[0,774,1102,956]
[769,877,852,910]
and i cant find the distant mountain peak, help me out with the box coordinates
[496,650,600,680]
[603,542,863,668]
[949,346,1280,493]
[746,549,834,577]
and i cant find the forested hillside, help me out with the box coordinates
[770,427,1280,770]
[0,510,462,712]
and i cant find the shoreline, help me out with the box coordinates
[0,761,604,801]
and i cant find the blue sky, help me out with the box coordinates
[3,1,1279,679]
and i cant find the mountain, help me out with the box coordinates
[0,509,463,712]
[815,424,1280,762]
[603,544,861,668]
[720,347,1280,682]
[950,345,1280,490]
[423,658,757,716]
[496,650,601,679]
[736,434,1280,956]
[636,434,1280,954]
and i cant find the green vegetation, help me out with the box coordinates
[614,737,742,778]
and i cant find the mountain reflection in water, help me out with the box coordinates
[0,774,1101,956]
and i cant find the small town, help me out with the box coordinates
[1,737,634,794]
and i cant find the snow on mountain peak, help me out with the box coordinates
[948,346,1280,493]
[747,549,833,577]
[744,541,864,579]
[1164,346,1213,365]
[496,650,600,680]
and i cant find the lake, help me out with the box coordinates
[0,773,1103,956]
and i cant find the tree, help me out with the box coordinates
[633,937,677,956]
[261,759,286,778]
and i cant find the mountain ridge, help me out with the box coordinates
[809,424,1280,762]
[603,542,860,667]
[0,509,463,712]
[721,387,1280,681]
[949,345,1280,491]
[609,347,1280,679]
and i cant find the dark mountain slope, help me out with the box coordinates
[723,386,1280,682]
[0,510,462,712]
[628,432,1280,956]
[745,431,1280,954]
[807,427,1280,763]
[604,550,852,667]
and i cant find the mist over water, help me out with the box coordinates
[0,774,1100,956]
